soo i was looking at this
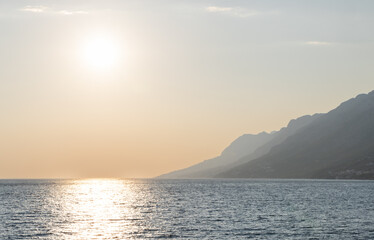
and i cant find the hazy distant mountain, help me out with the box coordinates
[217,90,374,179]
[157,132,275,178]
[232,114,322,166]
[158,114,321,179]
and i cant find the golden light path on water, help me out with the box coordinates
[1,179,373,239]
[55,179,141,239]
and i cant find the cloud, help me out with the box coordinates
[21,6,47,13]
[58,10,88,15]
[206,6,234,13]
[205,6,275,18]
[20,6,88,15]
[305,41,333,46]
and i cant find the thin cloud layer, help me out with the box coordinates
[21,5,47,13]
[205,6,276,18]
[58,10,88,15]
[206,6,234,13]
[305,41,333,46]
[20,5,88,15]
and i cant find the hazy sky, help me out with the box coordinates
[1,0,374,178]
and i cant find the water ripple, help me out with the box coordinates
[0,179,373,239]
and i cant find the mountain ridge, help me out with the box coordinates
[216,90,374,179]
[158,90,374,179]
[158,113,321,178]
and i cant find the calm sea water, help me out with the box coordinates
[0,179,373,239]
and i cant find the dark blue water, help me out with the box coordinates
[0,179,373,239]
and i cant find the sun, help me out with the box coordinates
[82,36,120,71]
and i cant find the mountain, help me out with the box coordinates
[217,90,374,179]
[232,114,322,166]
[158,114,321,179]
[157,132,275,178]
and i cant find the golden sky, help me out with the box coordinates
[1,0,374,178]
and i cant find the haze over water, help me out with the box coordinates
[1,179,373,239]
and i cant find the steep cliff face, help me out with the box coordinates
[217,91,374,179]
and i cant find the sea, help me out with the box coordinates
[0,179,373,239]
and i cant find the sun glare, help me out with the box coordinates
[82,36,120,71]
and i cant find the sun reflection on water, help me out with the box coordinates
[58,179,137,239]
